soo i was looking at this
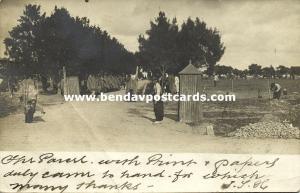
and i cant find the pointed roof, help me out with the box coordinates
[179,63,202,75]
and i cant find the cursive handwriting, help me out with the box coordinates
[203,157,280,190]
[10,182,68,193]
[76,180,141,191]
[146,153,197,167]
[0,153,288,192]
[98,155,141,166]
[1,153,89,165]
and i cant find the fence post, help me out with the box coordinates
[63,66,67,95]
[267,78,271,99]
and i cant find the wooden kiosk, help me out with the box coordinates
[178,62,203,123]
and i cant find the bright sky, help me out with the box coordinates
[0,0,299,69]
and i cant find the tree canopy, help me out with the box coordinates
[248,64,262,77]
[4,5,292,82]
[138,11,225,77]
[4,4,46,77]
[4,4,136,79]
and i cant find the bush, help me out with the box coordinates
[87,74,124,93]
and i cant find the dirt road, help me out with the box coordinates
[0,94,299,153]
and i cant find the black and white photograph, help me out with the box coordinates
[0,0,299,192]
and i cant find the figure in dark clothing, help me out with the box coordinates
[153,79,164,123]
[154,100,164,122]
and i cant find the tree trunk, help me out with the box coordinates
[41,76,48,92]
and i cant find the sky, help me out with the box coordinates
[0,0,299,69]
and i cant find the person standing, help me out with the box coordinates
[22,79,45,123]
[213,74,219,87]
[174,76,179,94]
[126,74,137,102]
[153,78,164,123]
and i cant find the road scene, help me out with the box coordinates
[0,0,299,154]
[0,1,300,193]
[1,85,299,153]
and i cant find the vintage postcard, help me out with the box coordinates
[0,0,299,192]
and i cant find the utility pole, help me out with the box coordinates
[63,66,67,95]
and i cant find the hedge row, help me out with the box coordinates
[86,75,126,93]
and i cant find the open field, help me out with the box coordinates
[197,78,300,99]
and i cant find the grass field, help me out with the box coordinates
[166,78,300,136]
[198,78,300,99]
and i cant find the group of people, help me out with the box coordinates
[5,73,285,124]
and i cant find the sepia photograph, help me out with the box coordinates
[0,0,300,192]
[0,0,299,153]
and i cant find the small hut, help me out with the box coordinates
[65,76,80,95]
[61,67,80,95]
[178,62,203,123]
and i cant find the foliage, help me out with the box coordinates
[86,74,125,93]
[4,5,293,82]
[262,66,276,78]
[138,11,225,77]
[4,4,136,81]
[248,64,262,77]
[276,65,290,77]
[4,4,46,77]
[214,65,232,76]
[138,12,179,76]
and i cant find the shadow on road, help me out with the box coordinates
[140,115,155,122]
[33,116,45,123]
[165,113,178,121]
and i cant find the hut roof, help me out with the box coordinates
[179,63,202,75]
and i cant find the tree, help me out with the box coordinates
[138,11,179,76]
[248,64,262,77]
[178,18,225,75]
[276,65,290,78]
[262,66,275,78]
[4,4,46,77]
[4,4,136,89]
[232,68,243,77]
[42,8,136,76]
[241,69,248,79]
[37,6,76,88]
[214,64,233,77]
[138,11,225,77]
